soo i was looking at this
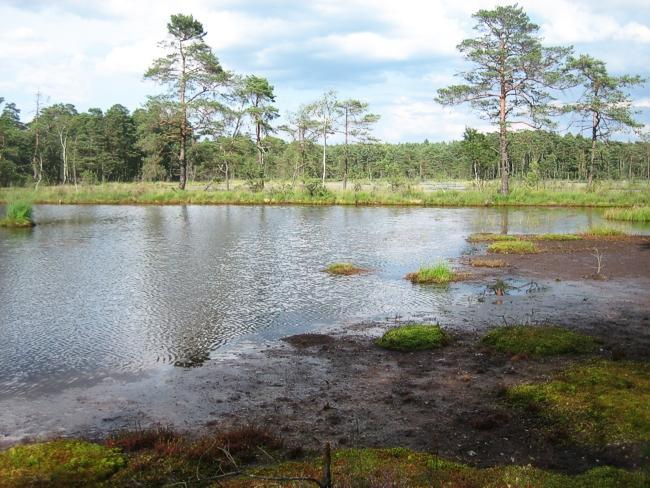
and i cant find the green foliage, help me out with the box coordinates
[508,360,650,445]
[376,324,449,351]
[0,440,124,485]
[407,261,457,284]
[482,325,600,356]
[488,240,538,254]
[324,262,365,275]
[604,206,650,222]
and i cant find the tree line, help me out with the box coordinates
[0,6,646,192]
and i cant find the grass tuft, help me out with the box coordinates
[487,240,538,254]
[467,233,518,242]
[0,201,34,228]
[581,225,626,237]
[406,261,459,284]
[604,206,650,222]
[529,233,582,241]
[482,325,600,357]
[324,262,366,275]
[508,360,650,445]
[376,324,449,351]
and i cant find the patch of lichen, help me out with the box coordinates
[508,360,650,445]
[0,440,124,487]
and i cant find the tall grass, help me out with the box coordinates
[487,240,538,254]
[0,201,34,227]
[581,225,626,237]
[1,182,649,207]
[407,261,457,284]
[604,206,650,222]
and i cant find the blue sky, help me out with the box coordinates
[1,0,649,142]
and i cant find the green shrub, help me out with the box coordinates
[482,325,600,357]
[376,324,449,351]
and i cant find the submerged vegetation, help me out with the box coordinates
[324,262,366,275]
[604,206,650,222]
[482,325,600,357]
[406,261,461,284]
[376,324,449,351]
[508,360,650,445]
[0,201,34,228]
[487,240,538,254]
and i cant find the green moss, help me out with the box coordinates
[376,324,449,351]
[581,225,626,237]
[0,440,125,486]
[324,262,365,275]
[406,261,459,284]
[488,240,538,254]
[482,325,600,357]
[604,206,650,222]
[508,360,650,445]
[223,447,649,487]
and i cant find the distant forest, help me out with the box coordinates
[1,99,649,188]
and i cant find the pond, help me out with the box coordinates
[0,204,647,398]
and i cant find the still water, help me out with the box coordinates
[0,205,645,398]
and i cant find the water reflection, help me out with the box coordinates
[0,204,647,398]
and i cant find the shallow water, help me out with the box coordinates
[0,204,647,398]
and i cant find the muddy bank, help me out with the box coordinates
[1,237,648,474]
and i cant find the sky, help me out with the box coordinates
[1,0,649,143]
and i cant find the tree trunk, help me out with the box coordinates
[321,130,327,185]
[178,40,188,190]
[498,93,509,195]
[588,111,597,187]
[343,107,349,190]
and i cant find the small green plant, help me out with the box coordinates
[324,262,365,275]
[376,324,449,351]
[604,206,650,222]
[581,225,626,237]
[406,261,457,284]
[0,201,34,228]
[467,233,518,242]
[482,325,600,356]
[507,360,650,445]
[487,240,537,254]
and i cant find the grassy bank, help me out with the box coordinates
[1,181,649,207]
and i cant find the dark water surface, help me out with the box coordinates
[0,205,646,398]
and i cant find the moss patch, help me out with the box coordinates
[324,262,366,275]
[488,240,538,254]
[376,324,449,351]
[0,440,125,486]
[508,360,650,445]
[482,325,600,357]
[223,447,649,487]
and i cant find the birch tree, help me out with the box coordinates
[307,90,340,184]
[336,99,379,189]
